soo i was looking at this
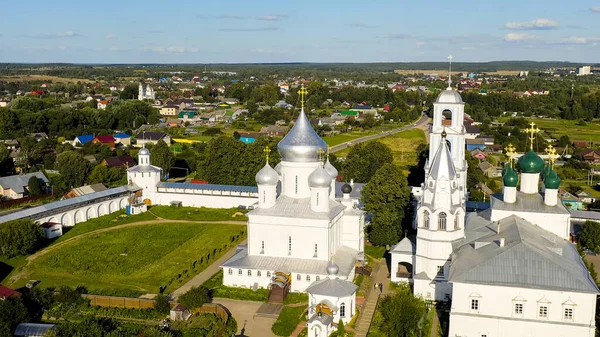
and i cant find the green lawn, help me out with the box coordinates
[55,211,158,244]
[203,270,269,302]
[365,245,387,259]
[149,206,248,222]
[323,131,376,146]
[271,305,307,336]
[12,223,246,295]
[335,128,427,171]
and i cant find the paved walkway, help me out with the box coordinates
[172,239,247,298]
[330,114,430,153]
[290,321,307,337]
[212,298,278,337]
[354,260,391,337]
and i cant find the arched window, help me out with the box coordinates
[228,268,232,275]
[423,211,430,229]
[340,303,346,317]
[439,212,447,230]
[316,276,320,281]
[248,270,252,276]
[297,274,301,281]
[267,271,271,278]
[454,213,460,230]
[257,271,262,277]
[238,269,242,275]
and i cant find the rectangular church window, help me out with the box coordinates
[471,299,479,311]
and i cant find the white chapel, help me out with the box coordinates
[390,74,598,337]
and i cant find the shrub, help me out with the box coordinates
[271,306,307,336]
[179,286,211,309]
[154,294,171,315]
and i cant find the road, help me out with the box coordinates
[329,114,430,153]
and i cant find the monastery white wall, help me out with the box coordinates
[147,191,257,209]
[38,196,129,227]
[221,267,332,293]
[341,213,364,253]
[490,209,570,240]
[449,282,596,337]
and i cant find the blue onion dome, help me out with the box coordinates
[326,261,339,275]
[341,183,352,194]
[517,149,545,174]
[544,169,561,190]
[503,165,519,188]
[277,109,327,163]
[323,158,338,180]
[308,166,332,188]
[255,163,278,186]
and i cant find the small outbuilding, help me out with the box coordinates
[14,323,56,337]
[170,304,192,321]
[39,222,62,239]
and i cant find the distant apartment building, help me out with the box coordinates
[578,66,591,76]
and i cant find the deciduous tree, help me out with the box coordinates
[579,221,600,252]
[377,284,427,337]
[150,140,175,175]
[342,141,393,183]
[27,176,43,196]
[56,151,91,188]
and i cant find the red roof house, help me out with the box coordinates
[0,285,21,299]
[92,135,116,148]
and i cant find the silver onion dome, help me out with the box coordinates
[255,163,279,186]
[274,162,282,175]
[308,166,332,188]
[323,158,338,179]
[436,89,463,104]
[326,261,339,275]
[139,147,150,155]
[277,109,327,162]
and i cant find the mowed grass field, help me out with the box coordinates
[336,128,427,171]
[13,223,244,294]
[513,118,600,142]
[0,74,94,83]
[323,130,377,146]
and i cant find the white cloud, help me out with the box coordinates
[591,6,600,12]
[26,31,80,39]
[105,34,115,39]
[416,41,425,47]
[557,36,588,44]
[504,33,537,41]
[256,14,287,21]
[505,18,559,30]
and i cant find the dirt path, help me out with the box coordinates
[9,218,247,285]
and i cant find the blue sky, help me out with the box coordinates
[1,0,600,63]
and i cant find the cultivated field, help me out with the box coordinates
[525,118,600,142]
[393,69,522,76]
[14,223,245,294]
[0,74,94,83]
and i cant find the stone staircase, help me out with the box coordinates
[353,262,385,337]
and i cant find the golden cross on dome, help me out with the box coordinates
[545,144,559,168]
[263,146,271,163]
[504,143,517,166]
[317,148,325,162]
[298,85,308,110]
[326,145,331,160]
[524,122,541,150]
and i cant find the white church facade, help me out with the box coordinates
[390,81,598,337]
[138,83,155,101]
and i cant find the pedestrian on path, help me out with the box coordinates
[374,283,378,292]
[379,282,383,293]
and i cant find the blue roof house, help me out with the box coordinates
[74,135,94,146]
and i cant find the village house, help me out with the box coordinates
[29,133,48,142]
[0,285,21,299]
[160,104,180,116]
[63,183,107,199]
[478,161,501,177]
[114,133,131,146]
[92,135,116,149]
[135,132,171,147]
[260,125,287,137]
[0,172,49,200]
[101,155,136,169]
[73,134,94,146]
[97,100,108,110]
[581,149,600,163]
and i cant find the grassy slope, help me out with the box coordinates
[149,206,248,222]
[14,223,245,294]
[502,117,600,142]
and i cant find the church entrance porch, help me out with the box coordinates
[268,272,291,303]
[396,262,413,279]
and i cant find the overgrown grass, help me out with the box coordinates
[354,274,365,288]
[271,305,307,336]
[13,223,246,294]
[203,270,269,302]
[150,206,248,222]
[55,211,158,243]
[365,245,387,259]
[284,292,308,305]
[506,117,600,142]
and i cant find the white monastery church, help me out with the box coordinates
[391,75,598,337]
